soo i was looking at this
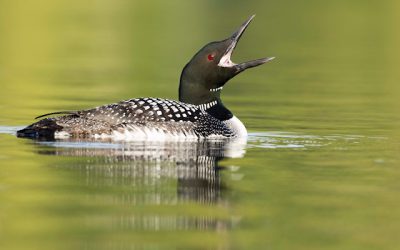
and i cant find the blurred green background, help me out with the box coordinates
[1,0,400,250]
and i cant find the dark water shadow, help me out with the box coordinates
[35,138,246,205]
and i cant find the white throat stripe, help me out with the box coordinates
[210,87,223,92]
[197,100,218,111]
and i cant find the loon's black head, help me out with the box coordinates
[179,15,274,105]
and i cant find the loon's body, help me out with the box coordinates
[23,98,244,139]
[17,15,273,140]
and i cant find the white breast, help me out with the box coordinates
[223,116,247,138]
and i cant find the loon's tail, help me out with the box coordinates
[17,118,63,139]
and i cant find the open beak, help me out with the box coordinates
[218,14,275,72]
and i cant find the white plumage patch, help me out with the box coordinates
[222,116,247,138]
[54,131,71,139]
[107,123,199,141]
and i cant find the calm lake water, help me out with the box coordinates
[1,1,400,249]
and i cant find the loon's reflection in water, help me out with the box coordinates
[35,138,246,232]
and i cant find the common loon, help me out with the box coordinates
[17,15,274,140]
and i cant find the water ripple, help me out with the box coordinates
[247,132,384,150]
[0,126,386,152]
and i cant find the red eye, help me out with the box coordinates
[207,54,215,61]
